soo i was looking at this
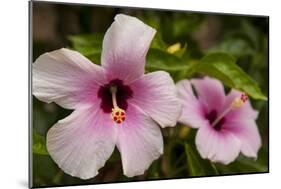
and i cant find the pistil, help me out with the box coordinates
[211,93,248,128]
[110,86,126,124]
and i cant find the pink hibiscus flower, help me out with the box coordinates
[177,77,261,164]
[33,14,181,179]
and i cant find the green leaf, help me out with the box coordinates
[195,52,267,100]
[33,131,48,155]
[150,32,168,50]
[86,53,101,65]
[146,48,196,72]
[209,37,255,58]
[234,156,268,172]
[173,43,187,58]
[146,48,197,82]
[185,143,219,176]
[215,155,268,174]
[68,34,103,56]
[68,33,103,47]
[68,34,103,64]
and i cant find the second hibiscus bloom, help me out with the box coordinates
[177,77,261,164]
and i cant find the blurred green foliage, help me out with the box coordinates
[32,2,268,187]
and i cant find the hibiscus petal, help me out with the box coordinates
[33,48,107,109]
[129,71,181,128]
[225,89,258,120]
[176,79,208,128]
[191,77,226,112]
[224,119,261,159]
[46,107,117,179]
[101,14,156,83]
[116,104,163,177]
[195,124,241,164]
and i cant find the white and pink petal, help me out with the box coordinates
[195,125,241,164]
[101,14,156,83]
[129,71,182,128]
[46,106,117,179]
[224,119,261,159]
[191,77,226,113]
[116,104,163,177]
[176,79,208,128]
[33,48,107,109]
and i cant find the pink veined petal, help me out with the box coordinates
[224,89,258,120]
[176,79,208,128]
[101,14,156,83]
[33,48,107,109]
[191,77,226,113]
[195,124,241,164]
[129,71,181,128]
[224,119,261,159]
[116,104,163,177]
[46,106,117,179]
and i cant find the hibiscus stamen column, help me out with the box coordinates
[110,85,126,124]
[211,93,248,127]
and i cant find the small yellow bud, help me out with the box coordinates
[167,42,181,54]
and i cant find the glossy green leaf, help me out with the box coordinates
[86,53,101,65]
[68,34,103,56]
[185,143,219,176]
[146,48,196,72]
[150,32,168,50]
[232,156,268,172]
[33,131,48,155]
[209,37,255,58]
[195,53,267,100]
[215,155,268,174]
[68,33,103,46]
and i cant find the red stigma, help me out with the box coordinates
[240,93,248,103]
[111,108,126,125]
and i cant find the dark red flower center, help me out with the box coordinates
[206,109,225,131]
[97,79,133,113]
